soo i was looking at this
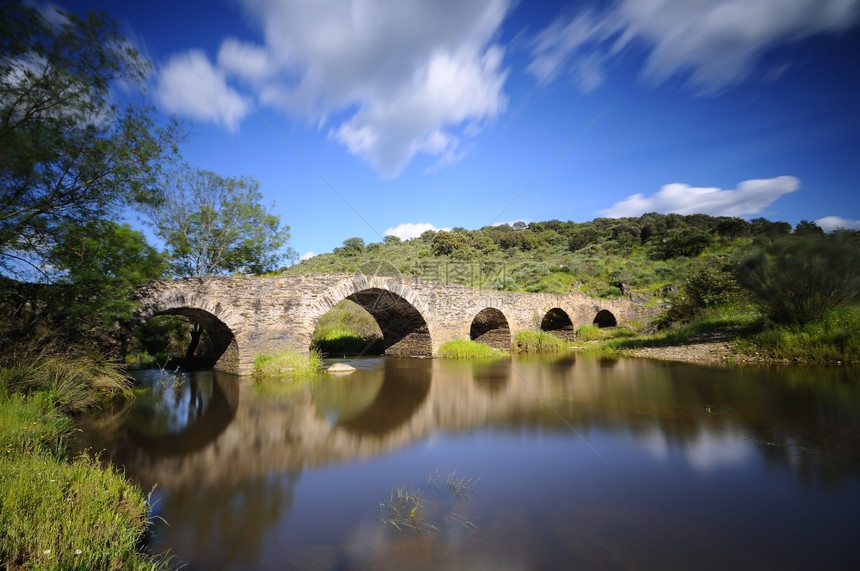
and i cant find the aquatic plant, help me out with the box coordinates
[380,487,433,533]
[438,338,509,359]
[382,470,479,534]
[512,331,570,354]
[252,349,323,381]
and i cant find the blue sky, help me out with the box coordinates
[56,0,860,260]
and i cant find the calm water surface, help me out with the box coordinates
[74,356,860,570]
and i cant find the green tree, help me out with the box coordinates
[0,3,181,278]
[737,233,860,325]
[145,164,293,277]
[750,217,791,239]
[651,227,712,260]
[143,165,292,360]
[567,224,601,251]
[714,217,751,240]
[793,219,824,236]
[336,237,365,256]
[45,221,166,332]
[432,231,469,257]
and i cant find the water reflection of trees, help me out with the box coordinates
[151,470,301,569]
[76,357,860,494]
[127,370,239,456]
[503,358,860,485]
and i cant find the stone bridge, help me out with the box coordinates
[130,273,652,375]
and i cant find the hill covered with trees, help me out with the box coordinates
[284,213,820,301]
[284,213,859,364]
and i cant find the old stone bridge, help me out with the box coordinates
[130,273,651,375]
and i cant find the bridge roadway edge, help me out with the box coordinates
[129,274,656,375]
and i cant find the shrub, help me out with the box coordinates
[666,257,745,322]
[737,233,860,326]
[651,227,712,260]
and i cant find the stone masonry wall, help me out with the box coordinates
[131,274,655,375]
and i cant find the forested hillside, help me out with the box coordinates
[283,213,809,302]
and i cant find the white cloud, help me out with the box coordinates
[527,9,622,91]
[385,222,450,241]
[530,0,860,93]
[332,44,507,176]
[155,50,250,132]
[816,216,860,232]
[154,0,512,176]
[601,175,800,218]
[300,251,316,261]
[217,38,278,85]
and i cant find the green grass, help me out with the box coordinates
[311,327,384,356]
[600,304,761,353]
[574,324,604,342]
[438,338,509,359]
[252,349,323,381]
[310,300,385,356]
[0,453,157,570]
[380,487,429,533]
[575,323,640,343]
[589,302,860,365]
[736,304,860,364]
[0,346,165,569]
[0,349,163,570]
[512,331,570,354]
[0,345,132,414]
[0,391,71,459]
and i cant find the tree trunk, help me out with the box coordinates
[184,321,203,362]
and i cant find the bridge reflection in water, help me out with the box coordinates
[74,357,860,571]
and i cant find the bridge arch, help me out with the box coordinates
[133,307,239,372]
[313,276,433,357]
[593,309,618,328]
[470,307,511,350]
[540,308,575,341]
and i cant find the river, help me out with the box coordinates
[73,355,860,570]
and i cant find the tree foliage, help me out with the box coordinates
[0,3,181,278]
[144,164,293,277]
[335,237,365,256]
[431,231,469,257]
[286,210,859,335]
[737,232,860,325]
[651,227,712,260]
[46,220,165,328]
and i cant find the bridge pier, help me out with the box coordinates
[128,275,653,375]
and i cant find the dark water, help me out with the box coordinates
[74,356,860,570]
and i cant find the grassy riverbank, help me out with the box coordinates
[0,349,163,570]
[585,304,860,365]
